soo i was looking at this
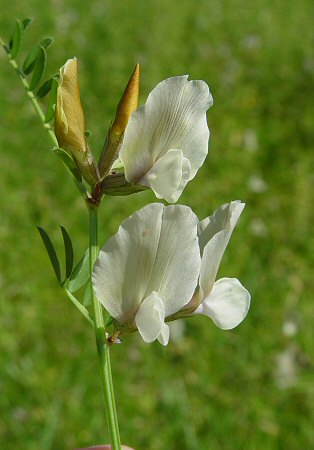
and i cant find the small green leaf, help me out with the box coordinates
[22,17,33,30]
[37,227,61,284]
[54,147,83,183]
[29,46,47,91]
[44,77,58,121]
[85,130,92,138]
[60,226,74,280]
[67,250,90,293]
[83,285,92,306]
[37,78,52,98]
[40,37,54,49]
[9,20,23,59]
[23,37,52,76]
[23,45,41,75]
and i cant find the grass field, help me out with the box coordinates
[0,1,313,449]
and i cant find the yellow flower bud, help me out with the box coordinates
[110,63,140,143]
[98,64,140,178]
[54,58,99,186]
[55,58,86,153]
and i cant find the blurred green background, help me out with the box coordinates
[0,0,313,449]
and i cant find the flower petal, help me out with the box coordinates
[135,291,166,343]
[93,203,164,322]
[139,149,191,203]
[198,201,245,254]
[198,201,245,299]
[120,75,213,200]
[93,203,201,325]
[157,322,170,346]
[199,230,227,299]
[144,204,201,316]
[194,278,250,329]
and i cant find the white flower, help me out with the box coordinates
[92,201,250,346]
[93,203,201,345]
[193,201,250,329]
[119,76,213,203]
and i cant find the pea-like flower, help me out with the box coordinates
[119,76,213,203]
[93,201,250,345]
[182,200,251,330]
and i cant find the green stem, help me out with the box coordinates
[89,207,121,450]
[64,288,94,326]
[0,37,58,147]
[0,37,88,197]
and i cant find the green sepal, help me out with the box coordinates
[40,37,54,49]
[9,19,23,59]
[37,226,62,284]
[53,147,83,183]
[44,77,58,120]
[60,226,74,280]
[101,173,148,196]
[22,17,33,30]
[29,46,47,91]
[67,249,90,293]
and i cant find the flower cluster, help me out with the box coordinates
[55,59,250,345]
[93,202,250,345]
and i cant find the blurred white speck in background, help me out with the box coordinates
[274,345,298,389]
[247,174,268,193]
[282,319,298,337]
[249,218,268,237]
[243,128,259,152]
[241,34,262,51]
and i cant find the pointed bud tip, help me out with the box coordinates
[60,57,78,81]
[110,63,140,142]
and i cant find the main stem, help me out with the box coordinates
[1,37,121,445]
[89,207,121,450]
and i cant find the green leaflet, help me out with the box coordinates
[40,37,54,49]
[53,147,83,183]
[23,38,52,76]
[22,17,33,30]
[60,226,74,279]
[36,77,52,98]
[23,45,41,74]
[29,46,47,91]
[37,225,80,286]
[44,77,59,120]
[37,226,62,284]
[9,20,23,59]
[7,17,33,59]
[67,249,90,293]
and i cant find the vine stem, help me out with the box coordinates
[89,207,121,450]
